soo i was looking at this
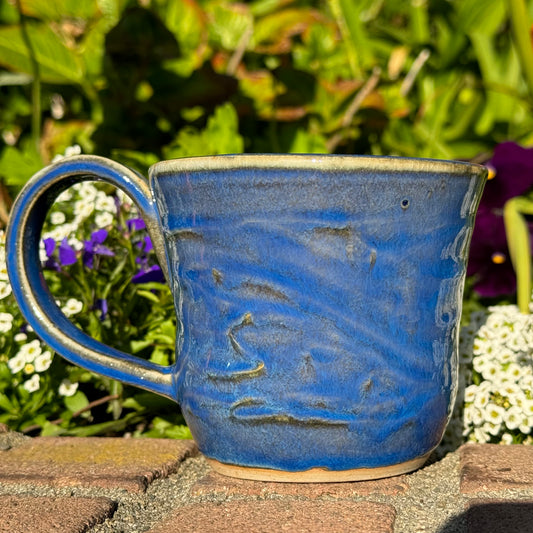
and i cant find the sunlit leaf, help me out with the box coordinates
[0,22,83,83]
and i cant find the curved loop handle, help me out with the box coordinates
[6,155,175,399]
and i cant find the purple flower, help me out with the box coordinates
[132,264,165,284]
[58,238,77,266]
[94,298,108,321]
[468,142,533,297]
[83,229,115,268]
[127,218,146,232]
[42,237,76,270]
[43,238,55,258]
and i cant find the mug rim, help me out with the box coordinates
[150,153,487,178]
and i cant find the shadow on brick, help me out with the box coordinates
[439,500,533,533]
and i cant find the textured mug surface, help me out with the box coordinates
[6,154,487,481]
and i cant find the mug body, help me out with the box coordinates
[151,154,486,481]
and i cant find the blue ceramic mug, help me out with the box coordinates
[6,154,486,482]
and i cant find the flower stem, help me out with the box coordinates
[15,0,41,151]
[509,0,533,102]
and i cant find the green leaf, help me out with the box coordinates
[64,390,89,413]
[504,196,533,313]
[0,393,14,412]
[289,129,328,154]
[163,103,244,159]
[456,0,507,35]
[137,289,162,304]
[0,143,43,187]
[19,0,100,20]
[0,22,83,83]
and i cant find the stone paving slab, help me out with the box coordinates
[460,443,533,493]
[1,433,533,532]
[0,437,197,492]
[0,494,116,533]
[148,500,397,533]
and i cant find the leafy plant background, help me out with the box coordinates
[1,0,533,443]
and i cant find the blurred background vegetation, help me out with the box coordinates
[1,0,533,202]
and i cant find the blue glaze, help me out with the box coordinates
[6,154,487,476]
[153,163,485,471]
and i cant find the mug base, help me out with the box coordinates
[206,453,431,483]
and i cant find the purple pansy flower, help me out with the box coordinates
[132,264,164,284]
[94,298,109,321]
[126,218,165,284]
[467,142,533,297]
[58,238,77,266]
[127,218,146,232]
[42,237,77,269]
[83,229,115,268]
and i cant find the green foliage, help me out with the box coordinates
[2,0,533,179]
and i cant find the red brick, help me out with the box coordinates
[191,470,409,500]
[460,443,533,493]
[0,495,115,533]
[467,499,533,533]
[0,437,197,492]
[148,500,396,533]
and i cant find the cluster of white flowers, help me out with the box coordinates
[41,181,119,248]
[0,231,11,300]
[0,226,84,396]
[441,302,533,453]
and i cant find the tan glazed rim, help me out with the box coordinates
[206,453,432,483]
[151,153,487,178]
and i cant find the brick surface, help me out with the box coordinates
[148,500,396,533]
[0,437,197,492]
[0,494,116,533]
[192,470,409,499]
[460,443,533,493]
[466,499,533,533]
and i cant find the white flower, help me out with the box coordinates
[73,200,94,220]
[75,182,98,201]
[521,399,533,417]
[0,281,12,299]
[50,211,66,225]
[68,237,83,251]
[23,374,40,393]
[473,426,490,443]
[56,189,73,202]
[62,298,83,317]
[0,312,13,333]
[58,379,78,397]
[94,211,114,228]
[519,417,532,434]
[51,144,81,162]
[464,404,483,426]
[503,406,524,431]
[483,403,505,425]
[7,355,25,374]
[472,354,491,373]
[473,390,490,410]
[0,261,8,282]
[16,339,42,363]
[503,363,523,381]
[95,192,117,213]
[484,421,501,437]
[501,433,514,445]
[14,332,27,343]
[34,351,53,372]
[480,362,502,382]
[464,384,478,403]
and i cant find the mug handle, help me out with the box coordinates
[6,155,175,399]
